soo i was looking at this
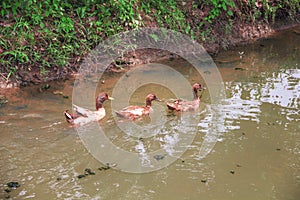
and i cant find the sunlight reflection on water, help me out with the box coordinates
[1,34,299,199]
[198,68,299,137]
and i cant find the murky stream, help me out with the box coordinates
[0,27,299,199]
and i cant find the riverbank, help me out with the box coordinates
[0,0,299,88]
[113,20,300,72]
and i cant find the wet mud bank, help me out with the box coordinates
[1,20,300,89]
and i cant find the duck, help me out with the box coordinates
[166,83,205,112]
[115,93,161,120]
[64,92,113,126]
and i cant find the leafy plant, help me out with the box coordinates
[0,0,299,83]
[204,0,235,23]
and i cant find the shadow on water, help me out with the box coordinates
[0,26,299,199]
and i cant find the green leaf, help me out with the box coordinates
[227,10,233,16]
[149,34,159,42]
[40,22,45,28]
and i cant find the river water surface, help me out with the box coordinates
[0,27,299,199]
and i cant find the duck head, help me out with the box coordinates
[96,92,114,110]
[193,83,205,91]
[192,83,205,99]
[145,93,161,107]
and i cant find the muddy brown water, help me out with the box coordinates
[0,27,299,199]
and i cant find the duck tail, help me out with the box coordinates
[166,102,176,111]
[64,110,73,120]
[114,110,125,118]
[114,110,134,119]
[73,104,89,117]
[64,110,74,124]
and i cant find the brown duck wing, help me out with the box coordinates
[166,99,200,112]
[115,106,149,119]
[166,99,183,111]
[167,102,180,111]
[180,99,200,111]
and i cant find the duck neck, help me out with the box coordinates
[96,101,103,110]
[145,99,152,108]
[193,88,199,100]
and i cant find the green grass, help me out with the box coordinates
[0,0,299,83]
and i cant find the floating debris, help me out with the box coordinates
[267,122,276,126]
[7,182,20,189]
[84,168,96,175]
[56,175,69,181]
[53,90,63,95]
[77,168,97,179]
[236,164,242,167]
[153,154,165,161]
[4,188,11,193]
[276,148,281,151]
[53,90,69,99]
[77,174,86,179]
[201,179,207,183]
[98,163,111,171]
[234,67,246,71]
[230,170,235,174]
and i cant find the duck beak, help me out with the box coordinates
[200,86,206,91]
[155,98,162,102]
[108,96,114,100]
